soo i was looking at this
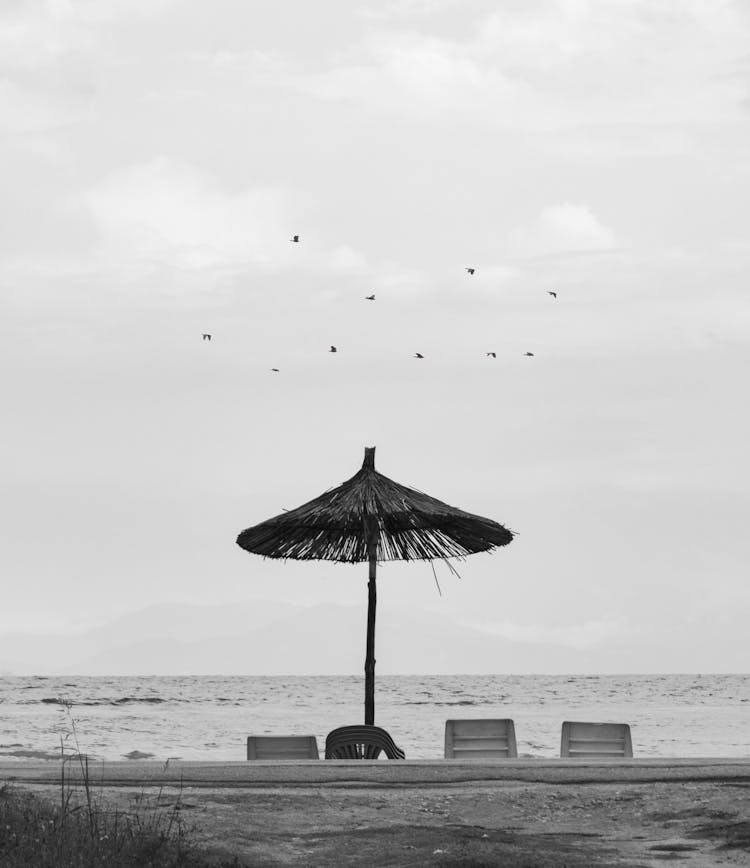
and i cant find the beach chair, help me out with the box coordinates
[560,721,633,758]
[444,718,518,759]
[324,725,405,759]
[246,735,320,760]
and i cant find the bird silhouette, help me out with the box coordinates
[414,352,424,359]
[466,267,475,275]
[524,352,535,357]
[486,352,496,358]
[202,334,212,341]
[290,235,300,243]
[270,368,280,372]
[365,294,375,300]
[548,291,557,298]
[329,345,337,353]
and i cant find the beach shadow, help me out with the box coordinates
[198,823,643,867]
[689,819,750,852]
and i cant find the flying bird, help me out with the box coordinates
[414,352,424,359]
[202,333,212,341]
[270,368,280,372]
[466,267,475,275]
[524,352,535,357]
[365,294,375,300]
[486,352,496,358]
[548,291,557,299]
[329,345,337,353]
[290,235,300,243]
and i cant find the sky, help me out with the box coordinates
[2,0,749,673]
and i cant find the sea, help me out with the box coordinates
[1,674,748,762]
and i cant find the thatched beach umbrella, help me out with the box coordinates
[236,446,514,725]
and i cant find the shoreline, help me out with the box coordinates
[4,759,750,865]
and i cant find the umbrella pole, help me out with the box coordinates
[364,551,376,726]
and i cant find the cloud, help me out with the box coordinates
[464,264,520,285]
[360,0,466,21]
[86,158,294,269]
[0,4,86,72]
[85,159,434,306]
[475,0,750,124]
[72,0,179,21]
[508,203,616,257]
[299,31,518,116]
[210,48,289,82]
[0,77,91,132]
[372,264,432,298]
[289,0,750,146]
[0,0,177,133]
[0,0,177,72]
[328,245,369,274]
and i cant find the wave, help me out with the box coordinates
[0,749,61,760]
[122,750,155,760]
[27,696,171,706]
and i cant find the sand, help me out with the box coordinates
[3,759,750,866]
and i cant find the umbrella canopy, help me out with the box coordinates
[236,446,514,724]
[236,446,513,562]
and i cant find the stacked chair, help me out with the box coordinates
[324,725,405,759]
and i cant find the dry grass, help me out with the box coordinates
[0,783,193,867]
[0,703,251,868]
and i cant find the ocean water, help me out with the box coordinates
[0,674,748,762]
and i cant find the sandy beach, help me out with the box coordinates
[3,758,750,866]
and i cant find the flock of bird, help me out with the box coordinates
[201,235,559,371]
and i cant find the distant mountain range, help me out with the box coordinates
[1,600,743,675]
[0,600,603,675]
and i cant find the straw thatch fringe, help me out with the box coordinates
[236,453,514,563]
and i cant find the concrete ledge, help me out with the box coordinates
[3,757,750,788]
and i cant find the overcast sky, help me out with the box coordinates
[2,0,749,672]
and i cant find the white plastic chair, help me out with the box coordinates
[444,719,518,759]
[560,721,633,758]
[246,735,320,760]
